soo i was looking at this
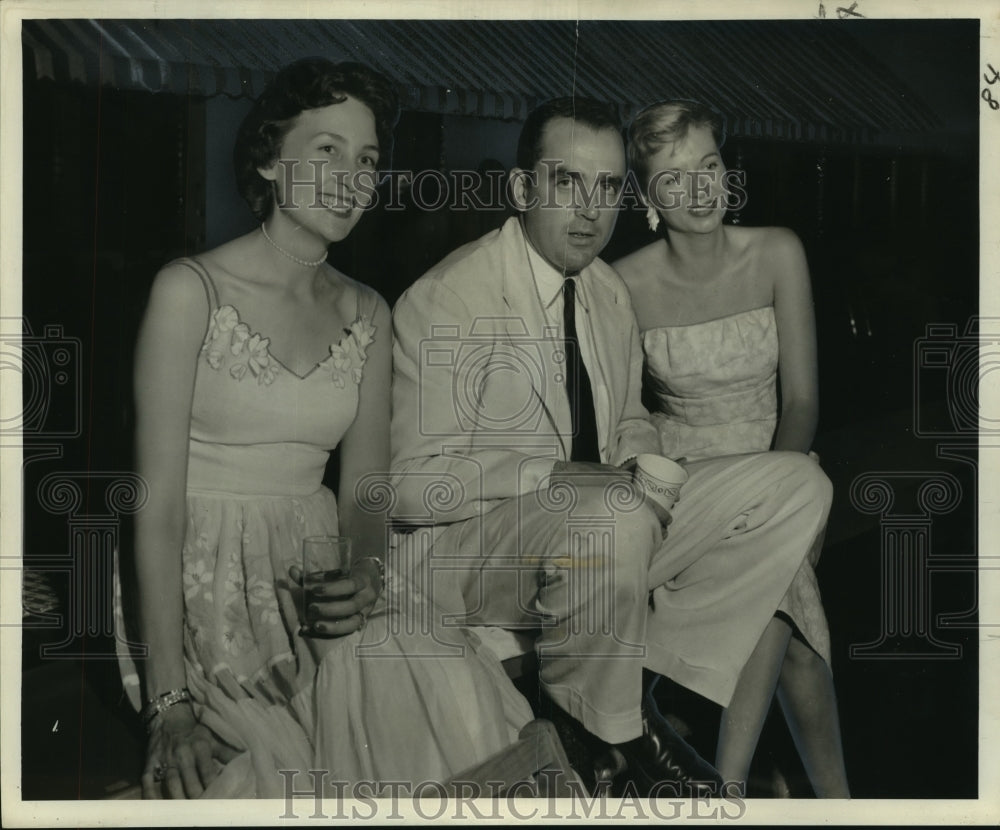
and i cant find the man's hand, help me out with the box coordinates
[550,460,674,533]
[643,496,674,528]
[549,460,634,488]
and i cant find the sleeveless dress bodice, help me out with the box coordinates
[641,305,830,666]
[188,302,371,496]
[642,306,778,461]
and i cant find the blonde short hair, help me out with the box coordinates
[627,100,726,186]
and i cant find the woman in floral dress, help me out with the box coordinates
[125,58,530,799]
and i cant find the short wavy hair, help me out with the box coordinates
[516,96,621,171]
[627,99,726,186]
[234,58,400,221]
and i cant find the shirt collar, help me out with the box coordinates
[521,225,590,312]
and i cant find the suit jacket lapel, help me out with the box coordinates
[577,272,621,463]
[497,219,571,460]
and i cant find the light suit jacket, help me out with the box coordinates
[390,216,659,524]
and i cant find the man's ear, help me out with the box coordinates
[507,167,534,212]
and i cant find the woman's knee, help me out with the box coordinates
[781,632,829,677]
[770,451,833,511]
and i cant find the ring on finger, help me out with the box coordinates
[153,763,171,782]
[358,610,368,630]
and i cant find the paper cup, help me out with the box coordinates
[634,454,688,513]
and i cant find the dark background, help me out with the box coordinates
[16,17,981,800]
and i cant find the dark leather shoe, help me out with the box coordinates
[614,696,723,798]
[590,747,628,795]
[539,691,626,794]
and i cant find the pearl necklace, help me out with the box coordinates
[260,223,328,268]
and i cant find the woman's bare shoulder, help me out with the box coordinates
[735,225,803,254]
[190,232,262,280]
[611,240,665,287]
[323,268,390,324]
[728,225,805,273]
[147,258,212,310]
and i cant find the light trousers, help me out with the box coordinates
[431,451,833,744]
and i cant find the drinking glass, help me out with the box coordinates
[298,535,352,635]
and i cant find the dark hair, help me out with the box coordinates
[627,100,726,186]
[516,97,621,171]
[234,58,400,221]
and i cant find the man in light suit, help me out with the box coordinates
[390,98,832,794]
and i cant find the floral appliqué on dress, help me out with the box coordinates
[201,305,375,388]
[326,318,375,389]
[202,305,279,385]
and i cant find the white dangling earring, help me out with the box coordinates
[646,205,661,232]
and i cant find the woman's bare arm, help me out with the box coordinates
[769,228,820,453]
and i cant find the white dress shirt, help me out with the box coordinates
[523,239,611,461]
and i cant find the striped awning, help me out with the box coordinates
[22,18,942,146]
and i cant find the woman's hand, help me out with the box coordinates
[289,559,382,638]
[142,702,238,799]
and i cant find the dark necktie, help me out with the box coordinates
[562,277,602,462]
